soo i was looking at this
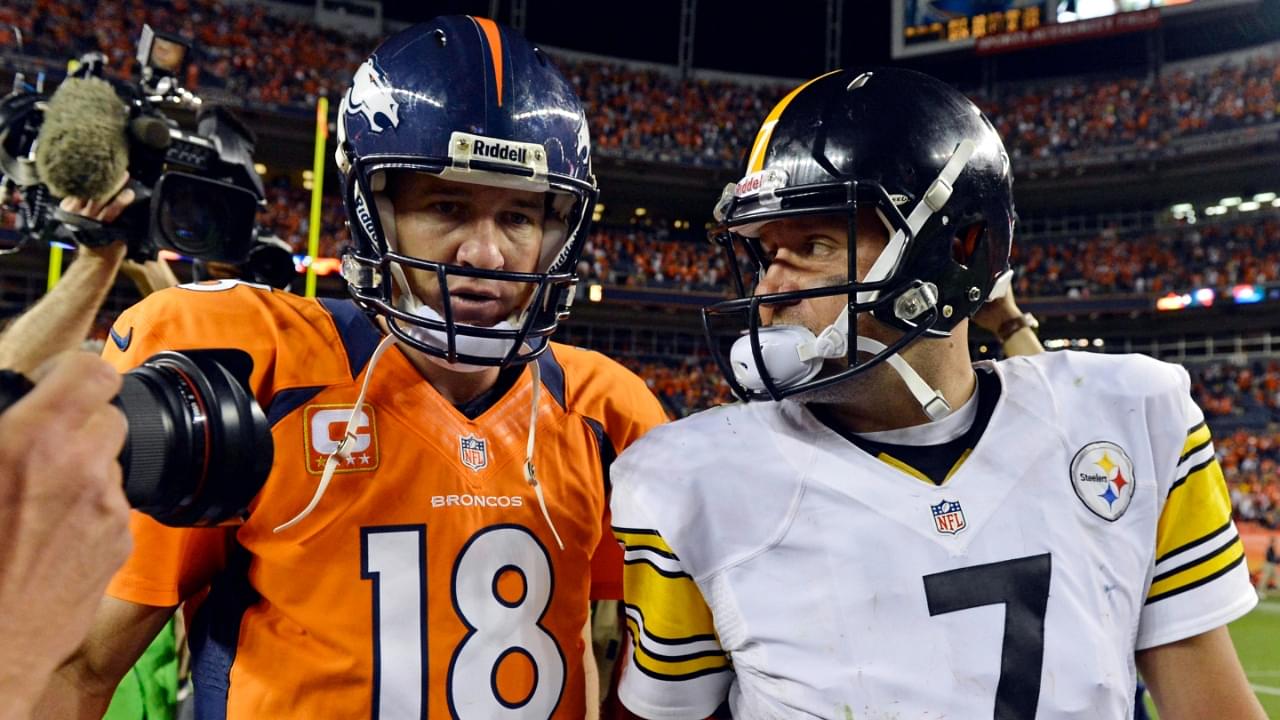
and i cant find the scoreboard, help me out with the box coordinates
[900,1,1047,55]
[892,0,1256,58]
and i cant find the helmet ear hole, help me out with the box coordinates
[951,221,985,267]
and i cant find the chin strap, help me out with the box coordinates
[814,306,952,421]
[857,138,976,305]
[855,335,952,421]
[523,359,564,551]
[274,333,399,533]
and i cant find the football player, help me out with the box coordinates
[38,16,666,719]
[610,68,1264,719]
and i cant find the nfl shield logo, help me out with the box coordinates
[459,435,488,472]
[931,499,967,535]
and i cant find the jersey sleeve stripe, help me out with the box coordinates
[1151,532,1240,585]
[623,555,692,580]
[1167,454,1216,495]
[614,527,676,556]
[622,560,719,642]
[1146,545,1246,604]
[625,614,730,681]
[1182,420,1208,449]
[619,542,680,561]
[1156,458,1233,560]
[1178,435,1212,466]
[1154,517,1234,566]
[624,603,720,646]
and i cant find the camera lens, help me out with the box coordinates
[153,172,258,262]
[115,350,273,526]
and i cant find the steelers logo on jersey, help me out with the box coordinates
[1069,441,1136,521]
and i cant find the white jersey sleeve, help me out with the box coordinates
[1135,364,1257,650]
[610,426,733,720]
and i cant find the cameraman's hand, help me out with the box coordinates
[0,177,135,375]
[0,352,131,698]
[59,174,134,261]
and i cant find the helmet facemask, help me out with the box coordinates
[332,16,598,371]
[705,137,1008,419]
[706,180,941,404]
[340,153,595,370]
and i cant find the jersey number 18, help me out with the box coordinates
[361,524,566,719]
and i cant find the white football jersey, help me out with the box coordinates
[610,351,1256,720]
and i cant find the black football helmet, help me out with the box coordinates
[335,16,597,367]
[704,68,1015,405]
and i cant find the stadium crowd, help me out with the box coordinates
[0,0,370,109]
[236,181,1280,300]
[979,54,1280,162]
[3,0,1279,167]
[1011,215,1280,297]
[12,181,1280,301]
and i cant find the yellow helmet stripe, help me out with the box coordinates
[745,70,841,174]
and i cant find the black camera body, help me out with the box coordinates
[0,25,265,263]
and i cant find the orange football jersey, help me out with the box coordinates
[102,280,668,719]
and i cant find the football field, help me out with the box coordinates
[1145,596,1280,718]
[1231,597,1280,718]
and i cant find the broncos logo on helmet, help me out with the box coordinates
[343,58,400,134]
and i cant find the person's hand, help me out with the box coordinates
[0,352,131,688]
[972,284,1024,335]
[58,174,134,263]
[58,173,134,226]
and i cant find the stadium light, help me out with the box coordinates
[303,170,314,181]
[634,207,647,217]
[594,202,605,213]
[1093,339,1105,348]
[1253,193,1277,203]
[254,162,268,175]
[1233,285,1264,304]
[1204,206,1227,216]
[1239,201,1261,212]
[1273,198,1280,208]
[588,283,604,302]
[1170,203,1193,214]
[1220,196,1242,206]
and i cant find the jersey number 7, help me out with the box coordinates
[923,553,1052,720]
[362,524,566,719]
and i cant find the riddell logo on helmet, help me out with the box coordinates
[734,169,788,198]
[354,192,378,242]
[473,139,528,165]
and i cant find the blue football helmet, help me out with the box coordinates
[335,16,597,367]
